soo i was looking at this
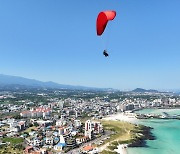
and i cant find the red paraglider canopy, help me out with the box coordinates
[96,10,116,36]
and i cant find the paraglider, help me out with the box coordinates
[103,50,109,57]
[96,10,116,57]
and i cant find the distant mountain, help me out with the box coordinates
[0,74,113,91]
[132,88,159,93]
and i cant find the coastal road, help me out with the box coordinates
[66,130,112,154]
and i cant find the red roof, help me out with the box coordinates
[25,146,33,151]
[21,111,30,114]
[83,145,93,151]
[19,121,25,125]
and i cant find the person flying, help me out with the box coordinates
[103,50,109,57]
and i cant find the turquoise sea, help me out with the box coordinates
[127,109,180,154]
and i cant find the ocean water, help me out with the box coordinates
[127,109,180,154]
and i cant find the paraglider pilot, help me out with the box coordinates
[103,50,109,57]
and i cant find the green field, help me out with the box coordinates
[23,126,36,133]
[100,120,141,153]
[0,137,24,154]
[2,137,23,145]
[0,145,23,154]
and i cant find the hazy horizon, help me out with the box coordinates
[0,73,179,92]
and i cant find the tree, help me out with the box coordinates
[33,122,39,127]
[14,114,21,119]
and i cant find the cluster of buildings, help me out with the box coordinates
[20,107,52,118]
[0,119,26,137]
[117,97,180,112]
[0,114,103,153]
[1,90,180,153]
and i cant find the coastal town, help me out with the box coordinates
[0,88,180,154]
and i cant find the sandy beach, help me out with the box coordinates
[114,144,128,154]
[103,112,138,124]
[98,143,128,154]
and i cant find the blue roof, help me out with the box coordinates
[54,137,59,141]
[57,142,66,147]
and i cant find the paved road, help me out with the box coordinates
[66,130,112,154]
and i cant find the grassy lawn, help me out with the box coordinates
[80,117,91,123]
[99,120,141,153]
[0,145,23,154]
[100,150,118,154]
[23,126,36,133]
[0,125,9,130]
[101,120,135,143]
[0,137,24,154]
[2,137,23,145]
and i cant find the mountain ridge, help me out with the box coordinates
[0,74,167,93]
[0,74,113,91]
[132,88,159,93]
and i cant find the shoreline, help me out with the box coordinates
[101,112,155,154]
[128,125,155,147]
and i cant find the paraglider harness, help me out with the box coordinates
[103,50,109,57]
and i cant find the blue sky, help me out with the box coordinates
[0,0,180,90]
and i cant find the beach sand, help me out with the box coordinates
[114,144,128,154]
[98,143,128,154]
[103,112,138,124]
